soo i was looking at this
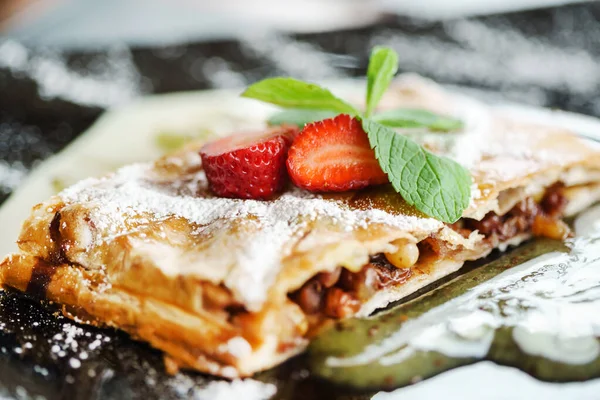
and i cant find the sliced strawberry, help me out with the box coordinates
[200,125,298,199]
[287,114,388,192]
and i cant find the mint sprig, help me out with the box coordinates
[240,46,471,223]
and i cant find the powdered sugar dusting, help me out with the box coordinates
[61,164,438,234]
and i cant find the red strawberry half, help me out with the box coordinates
[287,114,388,192]
[200,125,298,199]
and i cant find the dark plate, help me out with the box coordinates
[1,3,600,399]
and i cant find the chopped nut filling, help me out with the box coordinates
[292,255,412,320]
[290,183,572,323]
[464,183,570,242]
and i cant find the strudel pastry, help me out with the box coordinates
[1,77,600,378]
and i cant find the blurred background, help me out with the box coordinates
[1,1,600,399]
[0,0,590,46]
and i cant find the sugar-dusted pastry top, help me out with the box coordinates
[35,150,447,312]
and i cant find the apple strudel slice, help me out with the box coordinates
[2,80,600,378]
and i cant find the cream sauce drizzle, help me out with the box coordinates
[373,361,600,400]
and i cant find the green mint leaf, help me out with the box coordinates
[373,108,464,132]
[365,47,399,118]
[242,77,360,115]
[267,109,340,128]
[362,119,471,223]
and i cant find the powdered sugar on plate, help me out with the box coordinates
[0,291,112,395]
